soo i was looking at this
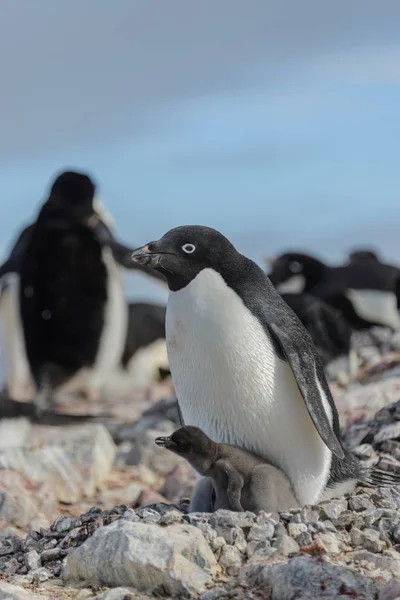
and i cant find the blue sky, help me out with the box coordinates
[1,1,400,303]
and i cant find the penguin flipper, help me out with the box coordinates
[0,256,19,279]
[269,321,345,460]
[177,400,185,426]
[0,224,34,284]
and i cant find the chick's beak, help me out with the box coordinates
[155,436,176,449]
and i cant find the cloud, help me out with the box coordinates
[1,0,400,162]
[308,45,400,84]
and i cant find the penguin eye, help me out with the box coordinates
[290,261,302,273]
[182,243,196,254]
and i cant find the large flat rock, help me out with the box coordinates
[63,520,217,597]
[0,424,116,504]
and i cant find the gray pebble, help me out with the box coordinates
[320,498,348,521]
[273,533,300,555]
[247,523,275,542]
[348,495,375,512]
[218,545,242,576]
[25,549,40,571]
[362,529,387,553]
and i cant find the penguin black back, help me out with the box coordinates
[281,293,353,363]
[347,249,380,264]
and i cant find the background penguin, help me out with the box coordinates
[267,251,400,332]
[7,171,160,414]
[119,302,170,386]
[0,224,39,401]
[347,249,381,264]
[280,293,353,364]
[131,225,365,509]
[155,426,300,513]
[0,172,167,405]
[121,302,166,368]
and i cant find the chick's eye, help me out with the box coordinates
[182,243,196,254]
[290,261,302,273]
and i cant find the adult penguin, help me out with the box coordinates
[131,225,400,510]
[266,252,400,332]
[0,171,165,412]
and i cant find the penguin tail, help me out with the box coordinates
[361,467,400,488]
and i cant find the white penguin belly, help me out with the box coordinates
[0,275,35,400]
[166,268,332,506]
[346,289,400,331]
[91,248,128,385]
[127,338,169,386]
[276,275,306,294]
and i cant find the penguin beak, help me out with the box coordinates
[131,242,165,268]
[155,436,176,449]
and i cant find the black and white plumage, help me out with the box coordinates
[121,302,166,368]
[280,293,353,364]
[132,225,385,507]
[120,302,170,384]
[0,171,166,411]
[267,252,400,332]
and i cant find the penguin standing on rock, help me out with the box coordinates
[132,225,400,510]
[0,171,165,414]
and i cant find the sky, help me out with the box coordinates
[1,0,400,303]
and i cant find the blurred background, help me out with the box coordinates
[1,0,400,306]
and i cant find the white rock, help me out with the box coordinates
[316,533,341,554]
[0,418,31,449]
[0,424,116,503]
[63,520,217,597]
[93,588,138,600]
[0,583,46,599]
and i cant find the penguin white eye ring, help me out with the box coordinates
[182,243,196,254]
[290,261,303,273]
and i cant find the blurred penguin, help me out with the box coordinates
[0,171,166,413]
[266,252,400,332]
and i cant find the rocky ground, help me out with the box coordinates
[1,329,400,599]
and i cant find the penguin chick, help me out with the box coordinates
[155,426,300,513]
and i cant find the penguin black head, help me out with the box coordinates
[347,249,380,264]
[131,225,240,291]
[42,170,117,247]
[267,252,327,293]
[155,426,215,459]
[49,171,96,210]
